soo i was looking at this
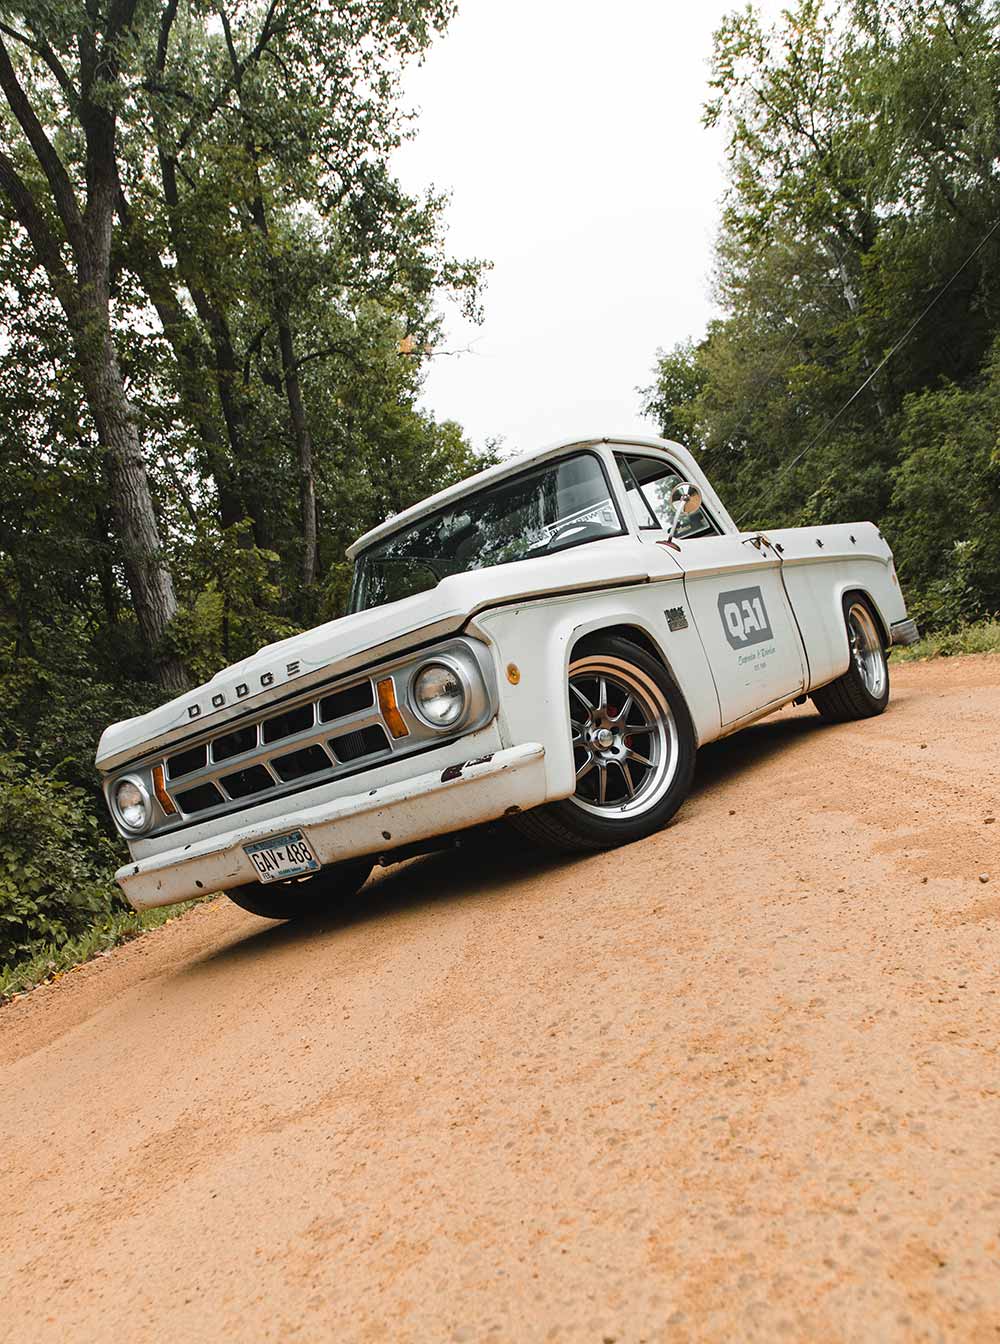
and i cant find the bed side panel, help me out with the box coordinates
[768,522,908,690]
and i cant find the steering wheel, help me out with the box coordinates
[536,519,615,553]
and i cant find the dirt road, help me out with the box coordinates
[2,656,999,1343]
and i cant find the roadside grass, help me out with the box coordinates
[0,899,206,1003]
[892,618,1000,663]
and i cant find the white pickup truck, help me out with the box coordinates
[97,435,918,919]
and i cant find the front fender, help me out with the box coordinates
[468,582,721,802]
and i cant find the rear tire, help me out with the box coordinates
[511,636,696,853]
[225,856,374,920]
[810,594,890,723]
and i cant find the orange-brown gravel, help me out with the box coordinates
[2,655,999,1343]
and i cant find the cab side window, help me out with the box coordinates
[616,454,716,539]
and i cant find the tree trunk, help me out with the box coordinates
[116,202,247,532]
[75,301,188,691]
[155,150,268,548]
[275,319,319,587]
[216,7,320,588]
[0,23,189,693]
[242,176,319,587]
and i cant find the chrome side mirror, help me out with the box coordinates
[665,482,703,542]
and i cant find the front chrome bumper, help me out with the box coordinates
[116,742,547,911]
[890,618,921,647]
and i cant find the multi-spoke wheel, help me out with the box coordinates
[811,593,890,723]
[847,602,887,699]
[568,657,680,817]
[511,636,696,852]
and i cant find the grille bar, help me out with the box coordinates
[164,678,389,817]
[137,638,497,834]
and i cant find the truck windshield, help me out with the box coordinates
[349,451,623,613]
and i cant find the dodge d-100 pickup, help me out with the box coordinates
[97,435,918,919]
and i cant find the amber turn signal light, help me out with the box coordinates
[376,677,410,739]
[152,764,177,815]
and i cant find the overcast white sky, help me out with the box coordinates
[394,0,784,457]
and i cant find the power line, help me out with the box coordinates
[735,215,1000,527]
[698,39,950,462]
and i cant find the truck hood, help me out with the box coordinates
[95,538,654,771]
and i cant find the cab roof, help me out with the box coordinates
[345,434,701,560]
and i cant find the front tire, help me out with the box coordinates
[810,594,890,723]
[225,856,374,920]
[512,636,696,853]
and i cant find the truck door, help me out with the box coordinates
[616,453,806,726]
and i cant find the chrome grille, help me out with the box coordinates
[162,673,392,822]
[111,637,499,841]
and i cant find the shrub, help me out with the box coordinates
[0,752,121,967]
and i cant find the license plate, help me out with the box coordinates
[243,830,320,883]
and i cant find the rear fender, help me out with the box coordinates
[769,523,906,689]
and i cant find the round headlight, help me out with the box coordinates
[114,777,150,832]
[413,661,467,728]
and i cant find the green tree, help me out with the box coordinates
[120,0,483,591]
[643,0,1000,621]
[0,1,186,687]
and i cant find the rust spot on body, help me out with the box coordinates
[441,753,494,783]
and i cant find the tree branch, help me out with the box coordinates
[0,148,76,313]
[294,342,368,375]
[0,21,77,102]
[175,0,285,152]
[105,0,142,45]
[243,321,272,385]
[0,35,86,257]
[155,0,179,76]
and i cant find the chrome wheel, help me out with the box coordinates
[568,655,679,818]
[847,602,886,698]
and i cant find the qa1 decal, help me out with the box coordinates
[718,586,775,650]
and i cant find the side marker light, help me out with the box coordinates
[152,764,177,816]
[376,678,410,738]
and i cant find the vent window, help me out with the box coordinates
[329,724,390,763]
[320,682,374,722]
[167,745,207,780]
[271,745,331,782]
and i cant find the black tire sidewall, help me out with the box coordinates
[842,593,890,712]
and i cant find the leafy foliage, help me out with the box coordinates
[0,753,121,966]
[891,618,1000,662]
[0,899,205,1002]
[0,0,495,973]
[643,0,1000,628]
